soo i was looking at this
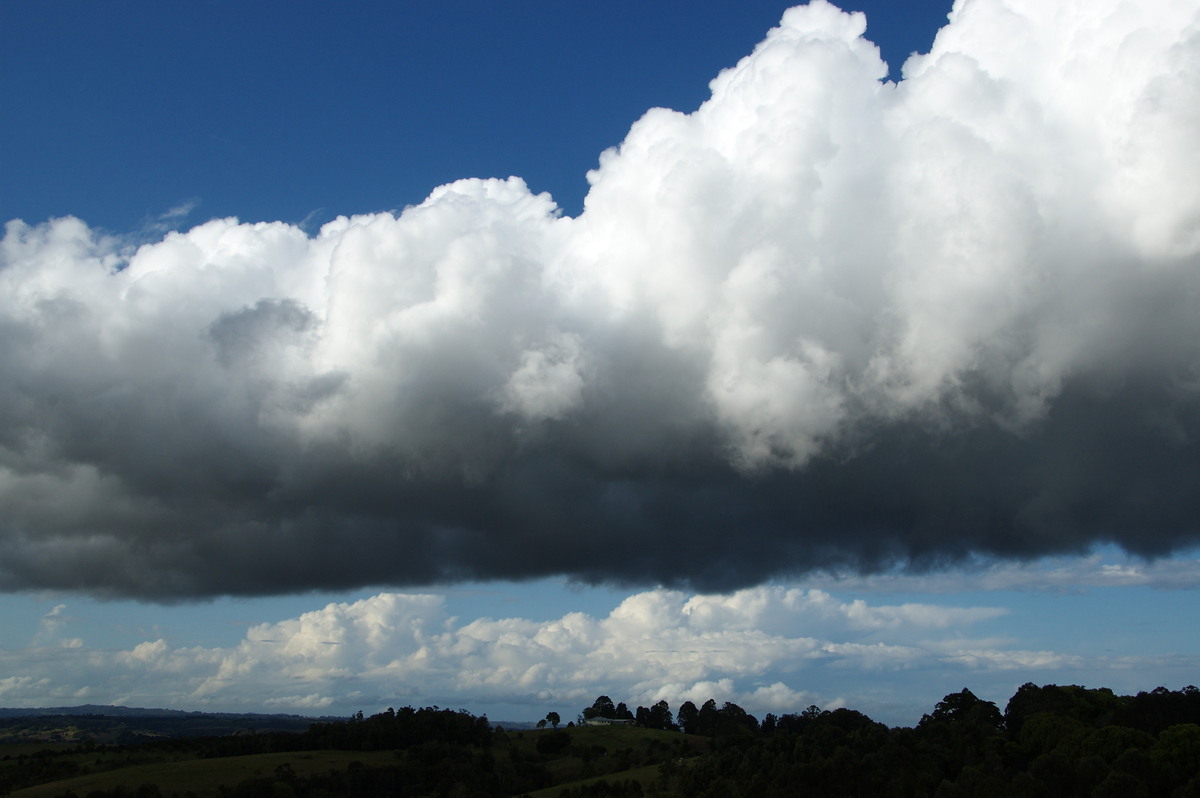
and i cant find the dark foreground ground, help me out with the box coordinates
[1,683,1197,797]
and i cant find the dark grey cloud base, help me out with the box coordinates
[3,368,1198,599]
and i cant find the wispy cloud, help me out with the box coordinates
[800,550,1200,594]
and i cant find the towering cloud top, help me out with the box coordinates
[3,0,1199,598]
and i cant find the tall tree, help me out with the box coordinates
[649,700,675,731]
[583,695,616,720]
[678,701,699,735]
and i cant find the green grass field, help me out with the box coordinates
[8,749,399,797]
[502,724,704,794]
[519,762,668,798]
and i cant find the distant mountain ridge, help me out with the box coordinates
[0,705,338,744]
[0,704,327,720]
[0,705,540,742]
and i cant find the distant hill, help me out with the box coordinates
[0,704,321,719]
[0,706,544,743]
[490,719,543,730]
[0,705,331,744]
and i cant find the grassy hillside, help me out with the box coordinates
[503,725,706,787]
[0,719,702,797]
[7,750,398,798]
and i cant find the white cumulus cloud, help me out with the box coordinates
[1,0,1199,598]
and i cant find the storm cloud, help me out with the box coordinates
[2,0,1199,598]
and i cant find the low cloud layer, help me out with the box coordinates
[7,576,1195,726]
[0,586,1054,725]
[3,0,1200,598]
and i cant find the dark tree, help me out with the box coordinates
[920,688,1003,731]
[677,701,699,735]
[649,700,676,731]
[583,695,617,720]
[696,699,719,737]
[1005,682,1123,736]
[716,701,759,736]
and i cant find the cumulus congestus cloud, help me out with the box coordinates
[2,0,1199,598]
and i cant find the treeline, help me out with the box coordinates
[566,685,1200,796]
[665,684,1200,797]
[577,694,759,737]
[172,705,493,759]
[579,682,1200,737]
[302,705,492,751]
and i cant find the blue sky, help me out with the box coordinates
[2,0,948,227]
[2,0,1199,728]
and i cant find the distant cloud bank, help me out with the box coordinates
[0,584,1096,725]
[6,558,1197,726]
[2,0,1199,598]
